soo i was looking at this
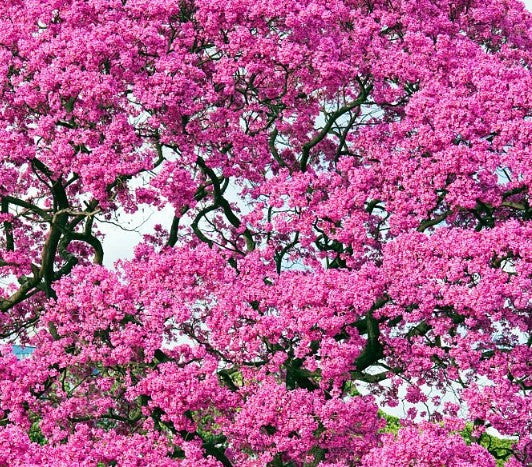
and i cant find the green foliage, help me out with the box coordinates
[378,411,401,435]
[461,424,516,467]
[28,418,46,446]
[376,413,514,466]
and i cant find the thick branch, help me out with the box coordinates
[300,82,372,171]
[196,157,255,251]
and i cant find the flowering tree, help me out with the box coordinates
[0,0,530,465]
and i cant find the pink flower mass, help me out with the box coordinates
[0,0,530,465]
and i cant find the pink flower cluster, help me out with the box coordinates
[0,0,530,464]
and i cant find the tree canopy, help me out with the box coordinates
[0,0,530,465]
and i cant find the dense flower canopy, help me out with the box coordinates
[0,0,531,465]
